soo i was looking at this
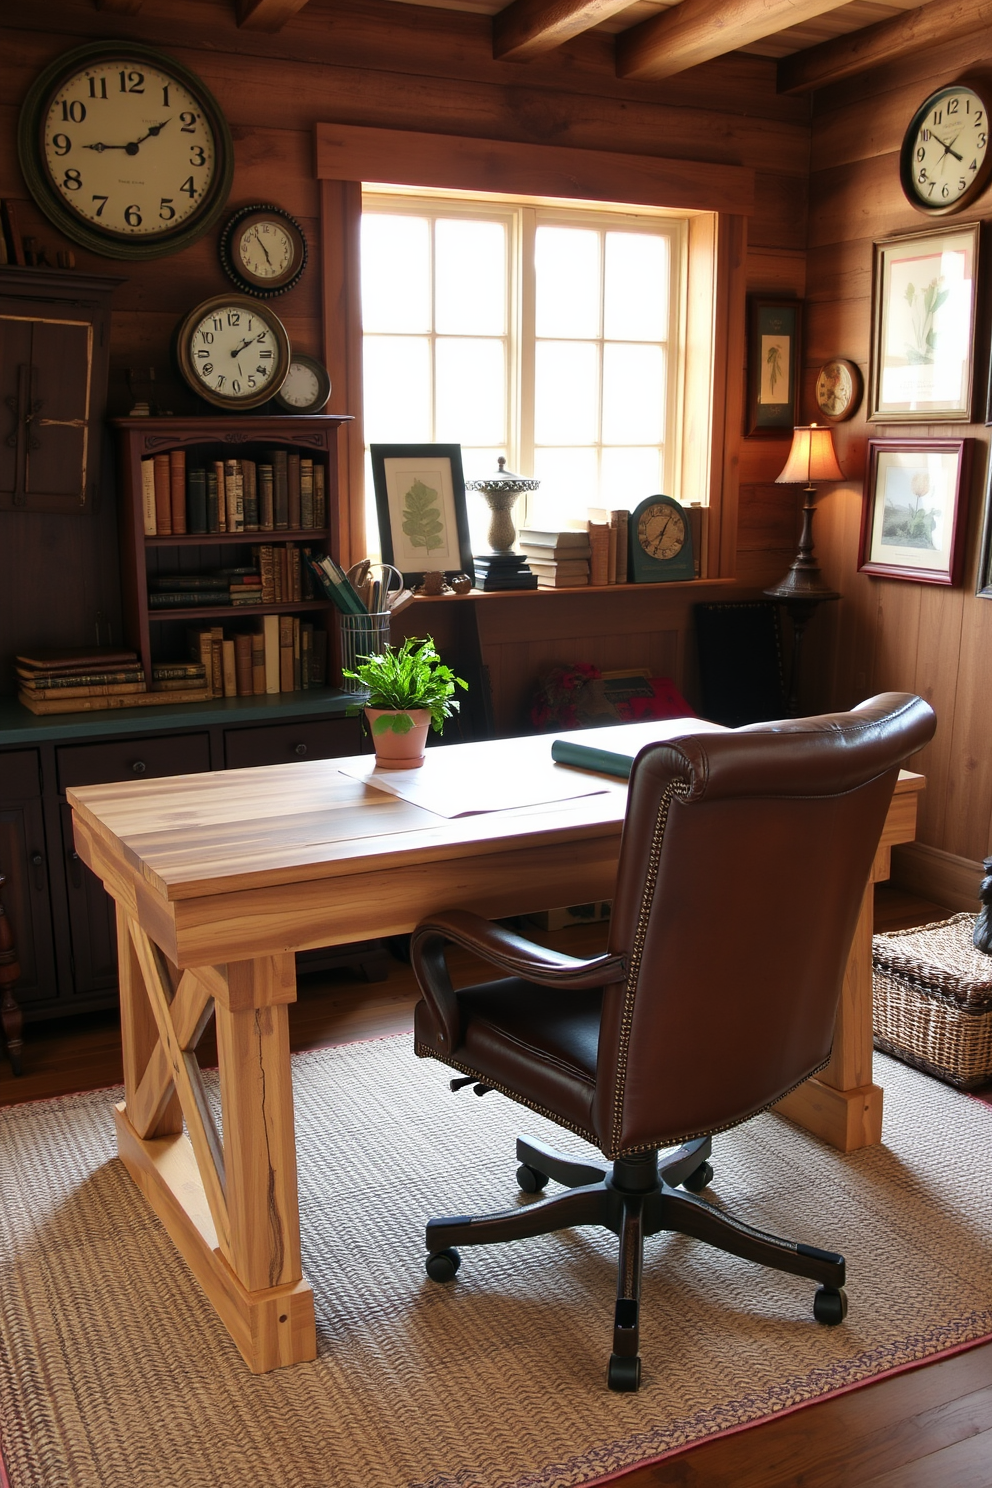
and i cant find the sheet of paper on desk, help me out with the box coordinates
[338,750,611,818]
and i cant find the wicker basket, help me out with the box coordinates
[872,913,992,1090]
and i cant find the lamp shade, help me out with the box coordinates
[775,424,844,485]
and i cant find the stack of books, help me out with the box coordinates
[147,551,317,611]
[140,451,327,536]
[587,511,630,585]
[186,620,327,697]
[518,529,592,588]
[17,648,145,714]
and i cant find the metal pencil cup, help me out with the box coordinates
[339,612,391,693]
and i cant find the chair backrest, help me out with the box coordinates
[593,694,935,1156]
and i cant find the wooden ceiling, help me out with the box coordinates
[229,0,987,94]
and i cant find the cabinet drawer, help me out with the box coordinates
[224,718,360,770]
[0,749,42,801]
[57,733,211,791]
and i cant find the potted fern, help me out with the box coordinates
[343,636,467,769]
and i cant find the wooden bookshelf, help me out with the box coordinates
[113,415,352,689]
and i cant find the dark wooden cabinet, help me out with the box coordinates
[0,268,122,515]
[0,750,58,1011]
[223,717,357,769]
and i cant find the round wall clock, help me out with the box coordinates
[629,495,695,583]
[274,354,331,413]
[219,203,308,297]
[814,359,863,423]
[174,295,291,411]
[900,82,992,215]
[17,40,233,260]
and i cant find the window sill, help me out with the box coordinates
[395,576,736,610]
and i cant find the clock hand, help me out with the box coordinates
[83,142,128,152]
[931,131,964,163]
[230,334,265,357]
[82,120,171,157]
[254,236,273,266]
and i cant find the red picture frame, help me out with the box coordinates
[859,438,971,585]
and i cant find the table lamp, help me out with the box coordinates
[763,423,842,716]
[764,423,843,602]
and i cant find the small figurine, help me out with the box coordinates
[415,570,451,597]
[974,856,992,954]
[451,573,473,594]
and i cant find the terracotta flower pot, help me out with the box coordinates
[365,707,432,769]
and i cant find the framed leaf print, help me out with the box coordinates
[868,223,979,422]
[746,298,801,436]
[370,444,474,585]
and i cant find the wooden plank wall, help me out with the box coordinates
[806,36,992,878]
[0,0,809,720]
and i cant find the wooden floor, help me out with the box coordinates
[2,885,990,1485]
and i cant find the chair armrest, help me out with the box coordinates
[410,910,626,1056]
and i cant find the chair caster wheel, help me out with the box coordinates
[682,1160,714,1193]
[425,1248,461,1283]
[607,1353,641,1392]
[516,1163,549,1194]
[813,1285,848,1325]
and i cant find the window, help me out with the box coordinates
[360,191,687,552]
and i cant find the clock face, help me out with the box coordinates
[176,296,290,410]
[19,44,233,258]
[815,359,862,423]
[901,84,991,214]
[239,222,294,281]
[280,363,321,408]
[638,504,685,561]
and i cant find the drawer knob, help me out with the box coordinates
[31,852,44,867]
[131,760,147,775]
[294,743,308,757]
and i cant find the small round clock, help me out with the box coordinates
[274,354,332,413]
[219,203,308,297]
[174,294,291,411]
[629,495,695,583]
[17,40,233,260]
[900,82,992,215]
[814,359,863,423]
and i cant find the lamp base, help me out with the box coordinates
[765,488,840,604]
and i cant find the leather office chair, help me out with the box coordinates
[410,694,936,1391]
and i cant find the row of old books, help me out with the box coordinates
[16,648,209,715]
[140,451,327,537]
[587,512,630,587]
[520,513,629,588]
[186,618,327,697]
[147,546,318,610]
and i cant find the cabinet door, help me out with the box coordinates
[0,314,92,513]
[60,802,117,999]
[0,753,58,1009]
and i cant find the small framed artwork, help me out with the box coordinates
[746,298,801,436]
[814,359,863,423]
[370,444,474,585]
[868,222,979,423]
[859,437,972,585]
[976,448,992,598]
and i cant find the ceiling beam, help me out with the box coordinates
[493,0,636,61]
[777,0,992,94]
[616,0,854,82]
[235,0,312,30]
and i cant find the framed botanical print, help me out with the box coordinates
[859,438,971,585]
[868,223,979,422]
[370,444,474,585]
[746,297,801,436]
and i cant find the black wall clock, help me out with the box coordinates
[219,203,308,297]
[900,82,992,215]
[17,41,233,261]
[629,495,695,583]
[174,294,291,411]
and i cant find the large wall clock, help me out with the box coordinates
[899,82,992,215]
[17,41,234,260]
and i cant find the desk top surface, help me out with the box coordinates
[67,720,923,905]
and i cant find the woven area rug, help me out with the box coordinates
[2,1042,992,1488]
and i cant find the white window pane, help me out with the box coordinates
[363,337,431,442]
[535,226,600,338]
[602,344,666,444]
[435,339,506,445]
[600,447,664,511]
[604,233,669,341]
[435,219,506,335]
[535,341,599,444]
[531,447,599,530]
[461,447,507,482]
[361,216,430,333]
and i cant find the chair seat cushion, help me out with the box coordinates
[417,978,601,1136]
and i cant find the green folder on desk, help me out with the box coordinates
[551,718,727,779]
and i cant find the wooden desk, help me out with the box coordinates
[68,732,923,1374]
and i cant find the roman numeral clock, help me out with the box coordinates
[17,41,233,259]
